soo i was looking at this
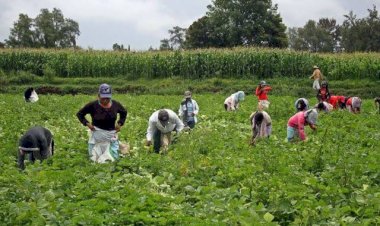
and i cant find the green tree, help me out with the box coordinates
[5,14,36,48]
[159,38,172,50]
[186,0,288,48]
[185,16,214,48]
[5,8,79,48]
[288,18,339,52]
[341,6,380,52]
[168,26,187,49]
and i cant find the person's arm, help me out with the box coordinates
[116,102,127,127]
[77,102,92,126]
[255,87,262,96]
[17,149,26,170]
[146,118,156,144]
[174,115,185,133]
[309,71,316,79]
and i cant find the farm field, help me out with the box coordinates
[0,93,379,225]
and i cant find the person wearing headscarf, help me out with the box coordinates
[316,81,331,102]
[255,81,272,109]
[309,65,324,90]
[76,84,127,162]
[315,101,333,113]
[287,109,318,142]
[178,91,199,129]
[24,87,39,103]
[146,109,184,154]
[294,98,309,112]
[224,91,245,111]
[346,97,362,114]
[18,126,54,170]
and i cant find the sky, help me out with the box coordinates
[0,0,379,50]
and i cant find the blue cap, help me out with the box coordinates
[99,83,112,98]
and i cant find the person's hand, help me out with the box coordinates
[87,123,95,131]
[115,124,122,132]
[191,113,195,116]
[146,140,152,146]
[310,124,317,131]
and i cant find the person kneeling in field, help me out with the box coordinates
[24,87,39,103]
[18,126,54,170]
[295,98,309,112]
[315,101,333,113]
[76,84,127,163]
[329,95,346,109]
[224,91,245,111]
[345,96,362,114]
[146,109,184,154]
[249,105,272,146]
[287,109,318,142]
[179,91,199,129]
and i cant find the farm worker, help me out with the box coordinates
[178,91,199,129]
[18,126,54,170]
[146,109,184,154]
[295,98,309,112]
[224,91,245,111]
[329,95,346,109]
[76,84,127,163]
[309,65,324,90]
[315,101,333,113]
[375,97,380,113]
[316,81,331,102]
[249,106,272,145]
[24,87,39,103]
[345,96,362,113]
[255,81,272,109]
[287,109,318,142]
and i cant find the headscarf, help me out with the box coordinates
[304,109,318,125]
[233,91,245,102]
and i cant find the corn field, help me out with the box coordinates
[0,48,379,79]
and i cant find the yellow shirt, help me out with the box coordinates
[310,69,323,80]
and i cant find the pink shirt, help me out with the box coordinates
[287,111,306,140]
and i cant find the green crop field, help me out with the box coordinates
[0,93,379,225]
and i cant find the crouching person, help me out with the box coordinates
[287,109,318,142]
[18,126,54,170]
[146,109,184,154]
[346,97,362,114]
[249,110,272,146]
[76,84,127,163]
[375,97,380,113]
[24,87,39,103]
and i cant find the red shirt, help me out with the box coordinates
[255,86,272,101]
[346,97,352,106]
[329,95,345,108]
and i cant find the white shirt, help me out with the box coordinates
[146,109,184,141]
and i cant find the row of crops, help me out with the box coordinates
[0,48,379,80]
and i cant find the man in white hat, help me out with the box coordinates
[309,66,324,90]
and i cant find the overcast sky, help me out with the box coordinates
[0,0,379,50]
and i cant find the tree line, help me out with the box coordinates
[3,8,79,48]
[160,1,380,53]
[2,1,380,53]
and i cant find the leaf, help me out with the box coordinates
[264,212,274,222]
